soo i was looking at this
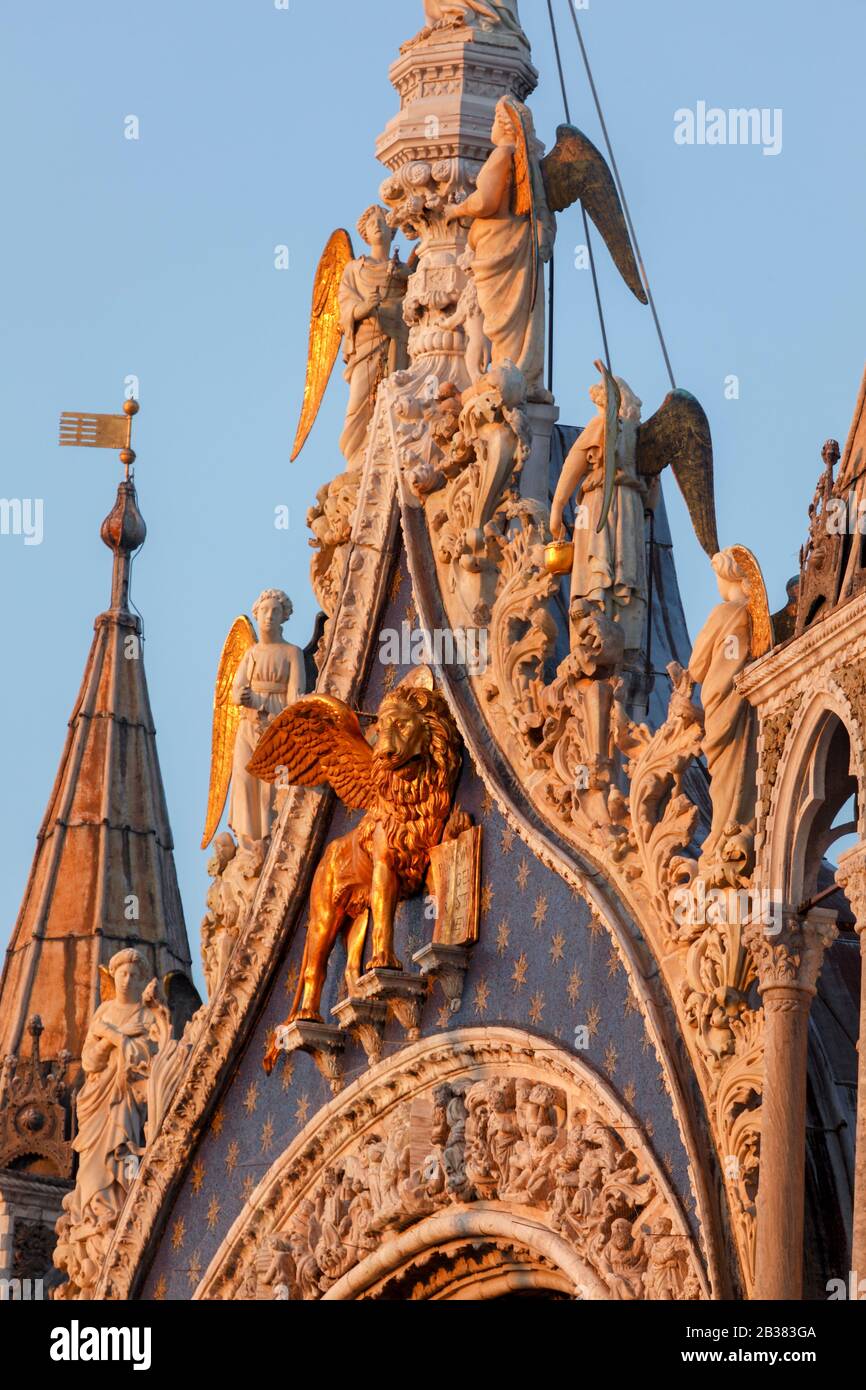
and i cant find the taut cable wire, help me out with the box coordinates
[545,0,611,381]
[564,1,676,391]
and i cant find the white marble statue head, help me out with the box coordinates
[712,549,750,602]
[252,589,293,631]
[356,204,393,251]
[108,947,146,1002]
[615,378,642,423]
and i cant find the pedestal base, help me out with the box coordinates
[331,997,388,1067]
[413,942,472,1013]
[273,1020,346,1095]
[353,968,428,1041]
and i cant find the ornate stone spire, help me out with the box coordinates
[0,466,196,1091]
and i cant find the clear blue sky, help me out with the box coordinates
[1,0,864,994]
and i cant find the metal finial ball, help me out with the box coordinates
[123,398,140,417]
[119,448,136,467]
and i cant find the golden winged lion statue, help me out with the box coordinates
[249,670,466,1067]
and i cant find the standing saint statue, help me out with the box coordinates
[688,548,768,881]
[444,96,554,401]
[443,97,646,403]
[338,206,411,470]
[550,373,649,665]
[202,589,306,853]
[54,949,157,1297]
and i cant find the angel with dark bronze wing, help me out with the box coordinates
[548,362,720,664]
[444,95,647,401]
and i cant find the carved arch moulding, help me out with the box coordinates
[194,1029,710,1303]
[757,672,866,902]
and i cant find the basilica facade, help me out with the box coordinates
[0,2,862,1305]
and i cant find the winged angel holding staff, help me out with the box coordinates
[443,95,648,401]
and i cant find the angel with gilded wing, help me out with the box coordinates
[291,207,410,473]
[550,365,719,667]
[202,589,305,854]
[688,547,772,884]
[444,96,647,402]
[247,671,466,1059]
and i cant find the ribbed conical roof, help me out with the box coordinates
[0,478,194,1076]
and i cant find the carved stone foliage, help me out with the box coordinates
[744,915,839,1000]
[756,693,803,830]
[194,1031,706,1303]
[201,835,266,999]
[422,365,532,624]
[307,470,361,618]
[0,1015,71,1178]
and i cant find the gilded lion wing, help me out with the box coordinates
[636,389,720,558]
[290,229,355,462]
[201,616,256,849]
[729,544,774,658]
[540,125,647,304]
[246,693,376,811]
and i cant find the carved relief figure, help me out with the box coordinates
[643,1217,693,1300]
[249,670,465,1049]
[444,97,646,402]
[202,590,305,854]
[688,548,771,882]
[54,950,157,1298]
[200,834,267,996]
[237,1071,704,1303]
[436,247,491,385]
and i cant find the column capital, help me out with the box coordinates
[745,908,838,999]
[836,842,866,935]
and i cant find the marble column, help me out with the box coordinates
[835,845,866,1285]
[746,908,838,1300]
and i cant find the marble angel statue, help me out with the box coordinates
[290,206,411,472]
[444,95,647,401]
[688,546,772,884]
[202,589,305,852]
[549,362,719,666]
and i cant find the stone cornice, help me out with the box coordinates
[738,591,866,710]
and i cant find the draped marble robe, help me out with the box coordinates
[63,995,156,1247]
[468,198,547,398]
[337,253,410,470]
[567,412,648,657]
[229,641,306,847]
[688,595,758,861]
